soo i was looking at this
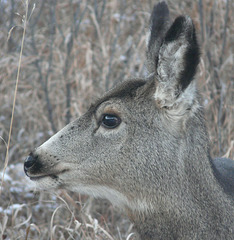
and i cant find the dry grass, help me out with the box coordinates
[0,0,233,239]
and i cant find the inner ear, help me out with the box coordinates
[155,16,200,95]
[163,16,200,92]
[148,15,200,116]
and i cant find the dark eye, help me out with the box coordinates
[101,114,121,129]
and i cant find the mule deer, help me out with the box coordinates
[24,2,234,239]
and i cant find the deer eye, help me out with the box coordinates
[101,114,121,129]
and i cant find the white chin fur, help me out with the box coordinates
[70,184,129,208]
[69,184,154,214]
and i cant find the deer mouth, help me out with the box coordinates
[26,169,69,181]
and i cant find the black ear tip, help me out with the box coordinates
[176,16,194,29]
[154,1,168,8]
[154,1,168,9]
[152,1,169,18]
[165,15,195,42]
[150,1,170,34]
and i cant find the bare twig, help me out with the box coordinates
[64,0,89,124]
[208,2,214,37]
[44,0,57,132]
[219,0,229,66]
[218,81,225,154]
[30,0,57,133]
[94,0,106,24]
[105,0,125,90]
[217,0,229,154]
[198,0,204,42]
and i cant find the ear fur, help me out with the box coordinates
[146,3,200,120]
[157,16,200,93]
[146,1,170,74]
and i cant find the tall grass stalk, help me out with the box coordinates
[0,0,29,194]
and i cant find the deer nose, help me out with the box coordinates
[24,153,36,174]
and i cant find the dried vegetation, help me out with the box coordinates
[0,0,233,239]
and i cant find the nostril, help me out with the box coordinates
[24,154,36,172]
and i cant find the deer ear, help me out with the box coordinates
[150,15,200,113]
[146,2,170,74]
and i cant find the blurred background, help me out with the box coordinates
[0,0,233,239]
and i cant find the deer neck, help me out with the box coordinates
[124,153,232,240]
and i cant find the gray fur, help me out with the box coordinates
[24,2,234,239]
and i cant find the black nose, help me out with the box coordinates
[24,153,36,174]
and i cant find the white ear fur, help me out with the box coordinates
[154,37,191,109]
[148,15,200,121]
[154,81,199,123]
[157,40,188,85]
